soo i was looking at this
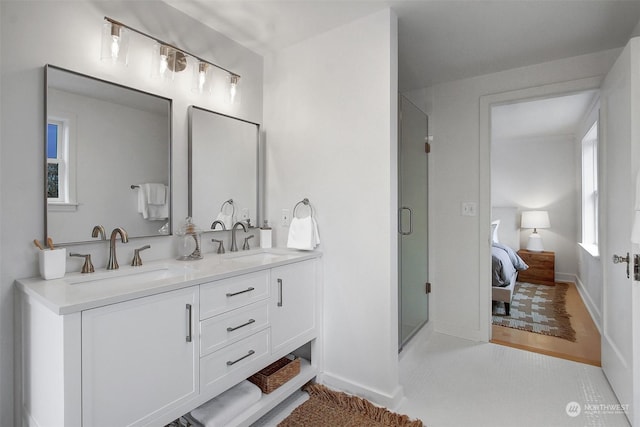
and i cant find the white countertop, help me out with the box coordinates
[16,248,321,315]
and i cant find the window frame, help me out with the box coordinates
[580,119,599,254]
[47,112,77,211]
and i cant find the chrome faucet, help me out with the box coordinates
[91,225,107,240]
[230,221,247,252]
[107,227,129,270]
[211,220,227,230]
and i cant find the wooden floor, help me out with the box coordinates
[490,281,601,366]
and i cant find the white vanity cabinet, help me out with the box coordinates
[270,261,317,355]
[81,286,199,427]
[16,250,321,427]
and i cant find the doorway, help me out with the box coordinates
[398,95,429,350]
[487,88,601,365]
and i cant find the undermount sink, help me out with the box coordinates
[67,265,192,286]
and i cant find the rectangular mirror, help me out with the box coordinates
[45,65,172,245]
[188,106,259,231]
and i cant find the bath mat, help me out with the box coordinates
[278,383,424,427]
[493,282,576,342]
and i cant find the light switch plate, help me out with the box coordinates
[461,202,477,216]
[281,209,291,226]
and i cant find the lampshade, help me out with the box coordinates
[521,210,550,252]
[521,211,550,230]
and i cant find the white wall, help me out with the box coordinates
[404,48,620,341]
[492,134,578,278]
[263,9,401,406]
[1,2,262,425]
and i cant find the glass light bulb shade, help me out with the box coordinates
[101,22,129,65]
[192,61,213,93]
[227,74,241,104]
[521,210,550,229]
[151,44,187,80]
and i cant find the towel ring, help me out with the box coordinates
[293,198,314,218]
[220,199,235,216]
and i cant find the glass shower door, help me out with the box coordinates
[399,95,429,349]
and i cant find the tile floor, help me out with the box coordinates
[253,327,629,426]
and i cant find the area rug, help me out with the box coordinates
[492,282,576,342]
[278,383,424,427]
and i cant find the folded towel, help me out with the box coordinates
[189,380,262,427]
[287,216,320,250]
[137,183,169,220]
[215,212,235,229]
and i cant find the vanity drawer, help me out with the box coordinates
[201,329,270,389]
[200,301,269,357]
[200,270,270,319]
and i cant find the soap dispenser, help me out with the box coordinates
[176,217,203,260]
[260,220,272,249]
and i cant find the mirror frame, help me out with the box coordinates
[187,105,262,232]
[44,64,173,245]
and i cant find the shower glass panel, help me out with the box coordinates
[399,95,429,350]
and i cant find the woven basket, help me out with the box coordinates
[248,356,300,394]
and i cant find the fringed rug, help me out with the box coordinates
[493,282,576,342]
[278,383,424,427]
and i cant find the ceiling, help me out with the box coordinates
[166,0,640,91]
[491,90,598,143]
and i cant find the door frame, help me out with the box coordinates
[478,76,604,341]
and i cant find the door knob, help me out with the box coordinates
[613,252,630,278]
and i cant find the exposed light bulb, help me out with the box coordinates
[110,35,120,60]
[197,62,208,93]
[159,55,169,76]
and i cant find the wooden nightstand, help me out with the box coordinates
[516,250,555,286]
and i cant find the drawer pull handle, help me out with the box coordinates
[227,350,255,366]
[227,318,256,332]
[277,279,283,307]
[186,304,193,343]
[226,287,255,297]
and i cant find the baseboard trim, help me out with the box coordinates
[574,275,602,333]
[555,272,576,283]
[319,372,404,410]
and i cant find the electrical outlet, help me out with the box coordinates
[461,202,477,216]
[281,209,291,226]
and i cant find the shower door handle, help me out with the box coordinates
[399,207,413,236]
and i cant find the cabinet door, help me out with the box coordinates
[270,260,316,355]
[82,287,198,427]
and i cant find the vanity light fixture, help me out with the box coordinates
[228,74,240,104]
[101,20,129,64]
[101,17,240,99]
[193,61,213,94]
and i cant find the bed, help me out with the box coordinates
[491,208,528,315]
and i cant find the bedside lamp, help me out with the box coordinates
[521,210,550,252]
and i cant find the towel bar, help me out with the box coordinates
[293,198,314,218]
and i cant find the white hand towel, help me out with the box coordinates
[146,183,166,205]
[287,216,320,250]
[215,212,235,229]
[137,184,169,220]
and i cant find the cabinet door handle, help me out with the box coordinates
[227,318,256,332]
[186,304,193,343]
[226,287,255,297]
[226,350,255,366]
[277,278,283,307]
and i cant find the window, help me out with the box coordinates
[581,120,598,251]
[47,114,77,210]
[47,120,67,202]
